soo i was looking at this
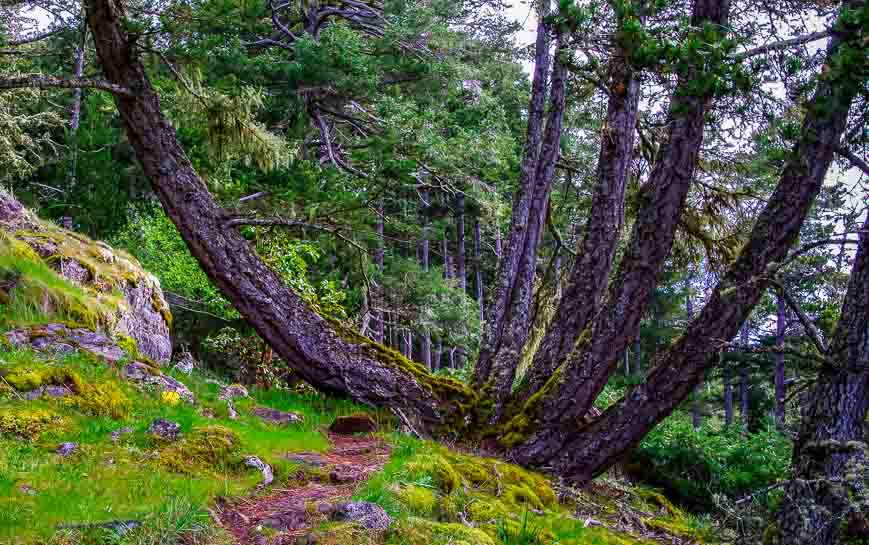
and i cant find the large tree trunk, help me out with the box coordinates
[777,215,869,545]
[482,29,568,420]
[533,5,863,479]
[473,3,552,386]
[519,14,643,401]
[84,0,475,432]
[507,0,732,464]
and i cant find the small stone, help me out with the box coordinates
[252,406,304,426]
[243,456,274,488]
[201,408,216,419]
[173,352,196,375]
[330,501,390,531]
[316,502,334,515]
[24,385,73,400]
[287,452,327,467]
[146,418,181,442]
[110,427,133,443]
[260,503,308,531]
[329,413,377,435]
[329,466,363,484]
[56,442,78,458]
[219,384,249,400]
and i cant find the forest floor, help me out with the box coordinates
[215,433,391,544]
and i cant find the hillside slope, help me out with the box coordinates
[0,197,713,545]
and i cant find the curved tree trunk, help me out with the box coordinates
[777,213,869,545]
[84,0,475,432]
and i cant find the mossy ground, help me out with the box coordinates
[351,435,710,545]
[0,346,368,544]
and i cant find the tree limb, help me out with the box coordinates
[770,280,828,354]
[0,75,132,95]
[737,30,832,59]
[7,27,67,46]
[837,146,869,177]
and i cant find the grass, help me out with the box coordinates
[0,347,370,544]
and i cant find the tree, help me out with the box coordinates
[777,214,869,545]
[1,0,864,491]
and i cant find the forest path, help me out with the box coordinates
[214,434,390,544]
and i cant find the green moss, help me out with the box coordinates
[404,454,462,494]
[0,407,63,440]
[390,517,497,545]
[395,484,439,516]
[67,381,132,419]
[306,522,376,545]
[158,425,241,474]
[0,362,83,392]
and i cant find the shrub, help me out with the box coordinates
[630,416,791,509]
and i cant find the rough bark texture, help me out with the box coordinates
[509,0,732,465]
[484,31,568,420]
[777,213,869,545]
[520,28,643,402]
[473,5,551,386]
[84,0,474,431]
[538,6,862,480]
[775,292,787,428]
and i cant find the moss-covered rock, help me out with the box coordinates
[0,191,171,363]
[66,380,132,419]
[158,425,241,474]
[0,407,63,440]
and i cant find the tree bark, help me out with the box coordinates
[777,213,869,545]
[83,0,475,432]
[454,192,467,293]
[508,0,732,464]
[532,3,863,479]
[374,199,385,344]
[473,2,552,387]
[775,291,787,428]
[483,29,568,419]
[474,220,484,325]
[633,333,642,376]
[740,322,750,431]
[520,13,643,401]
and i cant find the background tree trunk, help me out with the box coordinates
[375,199,385,343]
[723,356,734,426]
[474,220,484,325]
[775,291,787,427]
[740,323,750,432]
[778,214,869,545]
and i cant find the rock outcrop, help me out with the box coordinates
[0,191,172,363]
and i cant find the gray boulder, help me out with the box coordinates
[330,501,391,531]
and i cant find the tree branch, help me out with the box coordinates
[737,30,832,58]
[0,75,132,96]
[770,280,828,354]
[7,27,67,46]
[837,146,869,177]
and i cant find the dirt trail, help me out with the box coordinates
[215,434,390,544]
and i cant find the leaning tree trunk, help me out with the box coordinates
[473,2,552,386]
[777,214,869,545]
[507,0,733,465]
[83,0,475,432]
[519,11,644,402]
[482,29,568,420]
[536,3,864,480]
